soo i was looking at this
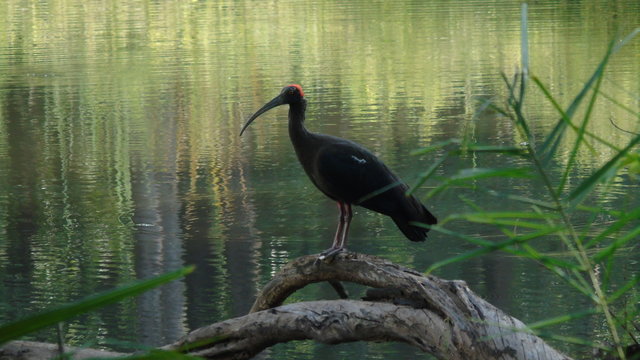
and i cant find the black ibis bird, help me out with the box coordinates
[240,84,437,258]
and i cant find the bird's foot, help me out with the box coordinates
[317,247,345,263]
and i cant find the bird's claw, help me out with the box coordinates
[316,247,345,263]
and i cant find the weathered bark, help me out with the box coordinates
[0,340,126,360]
[164,252,572,360]
[1,252,573,360]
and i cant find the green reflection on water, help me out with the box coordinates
[0,0,638,358]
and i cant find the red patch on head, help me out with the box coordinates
[288,84,304,97]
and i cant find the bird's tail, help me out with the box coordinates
[392,200,437,242]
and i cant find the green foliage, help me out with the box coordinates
[0,266,194,346]
[411,22,640,359]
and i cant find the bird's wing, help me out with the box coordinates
[311,138,437,242]
[312,141,402,206]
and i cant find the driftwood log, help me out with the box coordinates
[165,252,571,359]
[0,341,126,360]
[1,252,572,360]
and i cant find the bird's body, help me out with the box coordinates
[241,85,436,256]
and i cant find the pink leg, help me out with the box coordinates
[321,202,352,260]
[330,202,346,249]
[336,202,352,249]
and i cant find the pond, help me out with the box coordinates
[0,0,638,358]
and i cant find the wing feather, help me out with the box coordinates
[312,142,399,206]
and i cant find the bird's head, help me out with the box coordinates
[280,84,305,102]
[240,84,305,136]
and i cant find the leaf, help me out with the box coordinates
[449,213,552,230]
[557,52,612,196]
[452,211,559,219]
[585,206,640,248]
[516,243,583,271]
[608,275,640,303]
[407,155,448,195]
[594,225,640,262]
[500,72,532,138]
[485,190,558,210]
[534,333,610,350]
[358,180,402,203]
[410,139,461,155]
[527,308,599,329]
[450,167,531,181]
[567,133,640,206]
[0,266,195,345]
[537,29,639,168]
[537,45,611,166]
[425,226,563,273]
[532,77,624,156]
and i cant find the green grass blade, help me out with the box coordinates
[534,333,611,350]
[407,155,448,195]
[457,195,483,212]
[425,226,563,273]
[451,215,550,230]
[516,242,584,271]
[426,247,496,273]
[422,167,531,199]
[527,308,599,329]
[532,76,624,153]
[410,139,461,155]
[575,204,624,217]
[357,180,402,203]
[538,29,639,168]
[608,275,640,303]
[500,72,533,139]
[585,206,640,248]
[594,225,640,262]
[452,211,559,219]
[557,44,613,196]
[450,167,531,181]
[567,133,640,206]
[598,90,640,118]
[531,77,597,155]
[523,250,593,297]
[424,180,456,199]
[417,224,497,248]
[538,46,612,166]
[483,190,558,210]
[0,266,195,345]
[486,100,513,120]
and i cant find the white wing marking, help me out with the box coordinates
[351,155,367,164]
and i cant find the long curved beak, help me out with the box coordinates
[240,94,285,136]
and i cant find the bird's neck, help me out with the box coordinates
[288,99,310,142]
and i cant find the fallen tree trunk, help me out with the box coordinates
[166,252,572,360]
[0,340,126,359]
[1,252,572,359]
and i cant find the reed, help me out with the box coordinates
[411,8,639,357]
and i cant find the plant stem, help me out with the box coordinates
[510,71,625,359]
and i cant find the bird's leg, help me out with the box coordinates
[331,202,346,248]
[319,202,351,260]
[336,202,352,249]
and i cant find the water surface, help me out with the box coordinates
[0,0,638,358]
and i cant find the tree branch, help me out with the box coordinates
[165,252,572,360]
[0,340,126,360]
[2,252,574,360]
